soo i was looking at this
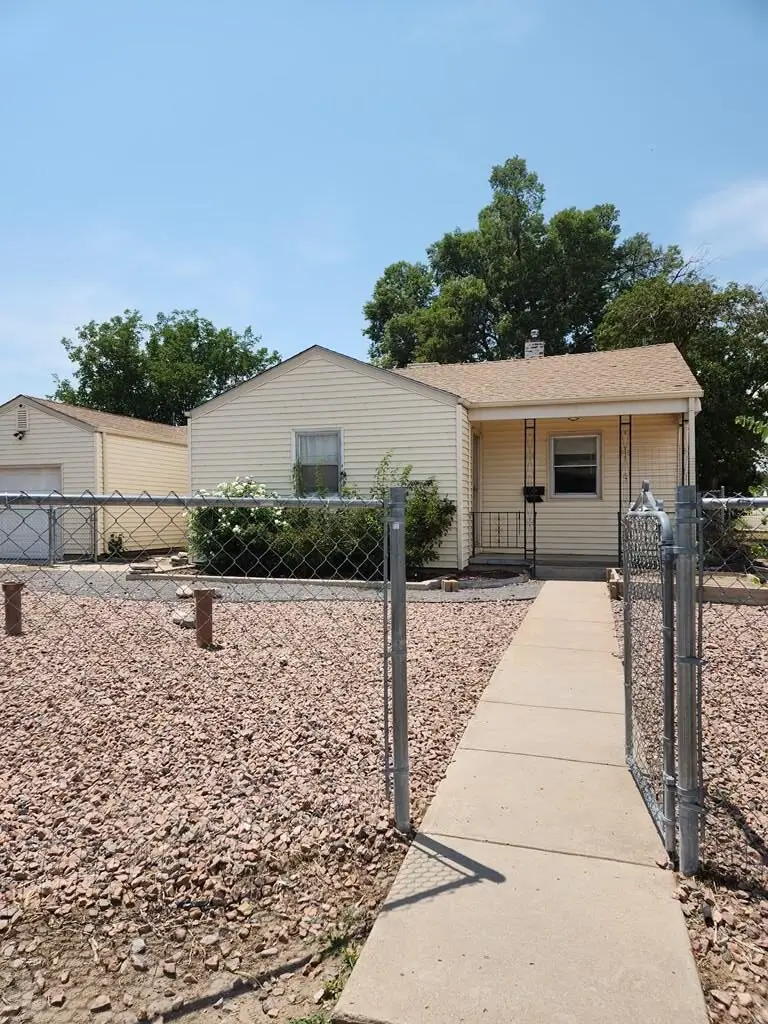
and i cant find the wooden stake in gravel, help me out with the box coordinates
[194,588,214,647]
[3,581,24,636]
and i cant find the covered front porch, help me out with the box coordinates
[467,403,697,575]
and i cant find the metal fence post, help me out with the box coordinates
[621,517,633,762]
[389,485,410,833]
[676,484,700,875]
[382,511,391,800]
[47,507,55,566]
[660,526,677,860]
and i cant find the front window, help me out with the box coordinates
[551,435,600,496]
[295,431,342,494]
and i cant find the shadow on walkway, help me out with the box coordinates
[382,833,505,913]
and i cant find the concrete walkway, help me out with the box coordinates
[334,581,707,1024]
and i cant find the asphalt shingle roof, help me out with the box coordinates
[32,398,187,445]
[394,343,702,407]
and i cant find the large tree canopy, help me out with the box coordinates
[51,310,280,425]
[596,278,768,493]
[364,157,682,366]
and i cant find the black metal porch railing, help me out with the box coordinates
[473,511,524,552]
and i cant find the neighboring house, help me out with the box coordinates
[187,344,702,573]
[0,396,188,561]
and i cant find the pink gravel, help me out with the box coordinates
[0,593,531,1022]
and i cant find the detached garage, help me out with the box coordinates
[0,395,189,561]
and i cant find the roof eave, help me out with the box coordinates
[96,427,188,446]
[465,389,703,409]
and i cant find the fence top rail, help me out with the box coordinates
[701,495,768,510]
[0,491,387,511]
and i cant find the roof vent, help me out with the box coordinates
[16,407,28,432]
[524,330,545,359]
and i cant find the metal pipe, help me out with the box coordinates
[622,516,633,763]
[676,485,701,875]
[701,496,768,509]
[382,514,391,802]
[389,486,410,833]
[660,529,677,860]
[47,508,55,566]
[0,492,384,511]
[696,492,705,847]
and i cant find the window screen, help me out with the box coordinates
[552,435,599,495]
[296,431,341,494]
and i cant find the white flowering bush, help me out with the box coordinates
[188,478,285,575]
[187,476,382,579]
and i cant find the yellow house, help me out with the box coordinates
[0,396,189,560]
[187,344,702,575]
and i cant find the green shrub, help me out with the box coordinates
[187,456,456,580]
[372,453,457,571]
[187,478,285,576]
[188,477,382,579]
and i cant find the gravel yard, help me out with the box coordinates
[0,564,541,604]
[0,593,531,1023]
[615,600,768,1024]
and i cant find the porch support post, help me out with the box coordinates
[524,418,537,575]
[686,397,697,487]
[618,415,632,565]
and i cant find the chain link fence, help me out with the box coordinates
[621,483,676,860]
[621,482,767,883]
[0,483,538,1020]
[698,492,768,889]
[0,487,410,902]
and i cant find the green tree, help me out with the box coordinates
[52,311,148,418]
[52,309,280,424]
[364,156,681,366]
[595,277,768,493]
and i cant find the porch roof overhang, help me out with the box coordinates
[467,395,702,422]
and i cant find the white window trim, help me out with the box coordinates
[291,428,345,495]
[549,432,602,500]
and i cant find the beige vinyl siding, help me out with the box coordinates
[631,414,682,516]
[476,420,525,554]
[536,414,680,559]
[0,399,96,556]
[476,414,681,561]
[191,353,460,568]
[102,434,189,554]
[459,407,472,568]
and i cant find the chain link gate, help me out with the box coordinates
[622,481,677,861]
[621,482,702,874]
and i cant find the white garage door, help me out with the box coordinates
[0,467,62,562]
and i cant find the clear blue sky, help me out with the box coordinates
[1,0,766,397]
